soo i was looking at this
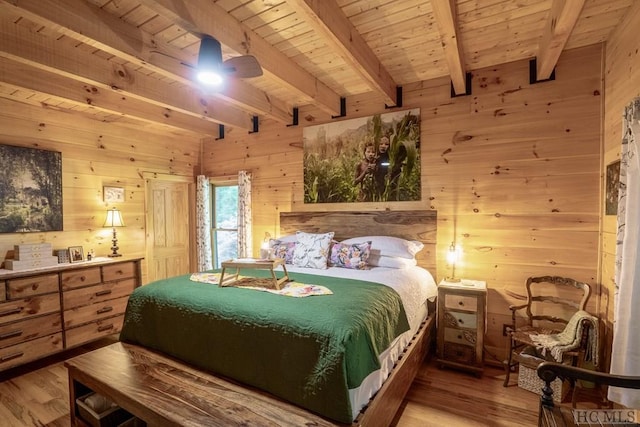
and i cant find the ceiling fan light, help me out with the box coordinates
[197,35,224,86]
[197,70,224,86]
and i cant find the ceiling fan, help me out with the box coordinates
[195,35,263,86]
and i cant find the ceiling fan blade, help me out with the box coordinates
[223,56,263,78]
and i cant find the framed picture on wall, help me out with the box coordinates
[0,144,63,233]
[68,246,84,263]
[103,186,125,203]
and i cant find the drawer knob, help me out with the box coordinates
[97,306,113,315]
[98,324,115,332]
[458,301,464,306]
[80,276,86,282]
[1,351,24,362]
[457,334,462,340]
[0,329,23,340]
[0,307,23,317]
[95,290,112,297]
[458,319,464,325]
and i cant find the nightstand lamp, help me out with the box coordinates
[445,241,461,282]
[104,207,124,257]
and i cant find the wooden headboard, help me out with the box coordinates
[279,210,437,275]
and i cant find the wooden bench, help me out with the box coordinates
[537,362,640,427]
[65,315,435,426]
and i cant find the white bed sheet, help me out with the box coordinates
[280,264,438,419]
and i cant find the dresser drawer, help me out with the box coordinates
[0,333,63,371]
[61,267,102,290]
[63,278,135,309]
[7,273,58,299]
[65,314,125,348]
[444,327,477,346]
[0,281,5,302]
[443,311,477,329]
[0,294,61,324]
[0,312,62,349]
[444,294,478,312]
[102,262,136,282]
[63,296,129,328]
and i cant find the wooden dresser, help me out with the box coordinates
[0,258,142,371]
[436,279,487,376]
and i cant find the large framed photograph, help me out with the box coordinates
[302,108,421,203]
[0,144,63,233]
[68,246,84,263]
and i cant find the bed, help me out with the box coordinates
[119,210,438,425]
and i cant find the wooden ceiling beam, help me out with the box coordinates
[536,0,586,81]
[0,0,291,125]
[286,0,399,106]
[136,0,343,116]
[431,0,467,95]
[0,56,222,136]
[0,19,254,131]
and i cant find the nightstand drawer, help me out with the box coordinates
[443,342,476,364]
[443,311,477,329]
[444,327,477,346]
[444,294,478,312]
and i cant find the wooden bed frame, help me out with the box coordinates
[65,210,438,427]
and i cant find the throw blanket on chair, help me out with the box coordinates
[530,310,599,366]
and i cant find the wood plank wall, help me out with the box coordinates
[0,99,201,284]
[203,45,604,361]
[600,1,640,369]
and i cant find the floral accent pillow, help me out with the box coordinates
[292,231,334,269]
[269,239,296,264]
[329,241,371,270]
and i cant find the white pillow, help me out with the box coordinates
[274,234,297,243]
[292,231,334,269]
[368,254,417,269]
[342,236,423,259]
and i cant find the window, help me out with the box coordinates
[211,184,238,268]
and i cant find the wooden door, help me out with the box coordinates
[146,178,191,283]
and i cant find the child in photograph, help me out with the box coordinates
[354,141,377,201]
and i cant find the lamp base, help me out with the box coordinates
[108,253,122,258]
[445,277,461,283]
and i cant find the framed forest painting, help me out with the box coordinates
[302,108,421,203]
[0,144,63,233]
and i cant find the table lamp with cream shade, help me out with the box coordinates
[104,207,124,257]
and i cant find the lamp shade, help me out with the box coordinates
[103,208,124,228]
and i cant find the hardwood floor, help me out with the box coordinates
[0,340,540,427]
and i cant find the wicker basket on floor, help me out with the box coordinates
[517,353,570,402]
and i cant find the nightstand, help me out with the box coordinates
[436,279,487,376]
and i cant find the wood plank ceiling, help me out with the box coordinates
[0,0,632,138]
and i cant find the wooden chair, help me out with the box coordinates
[503,276,591,388]
[537,362,640,427]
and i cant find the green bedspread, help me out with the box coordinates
[119,269,410,423]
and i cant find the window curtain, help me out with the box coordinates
[238,170,252,258]
[195,175,213,271]
[609,98,640,407]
